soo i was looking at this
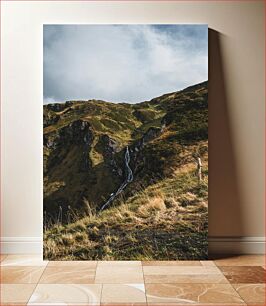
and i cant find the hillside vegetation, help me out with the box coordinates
[43,81,208,260]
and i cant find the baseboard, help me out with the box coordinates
[208,236,265,255]
[0,237,42,254]
[0,236,265,255]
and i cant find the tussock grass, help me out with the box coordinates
[44,167,208,260]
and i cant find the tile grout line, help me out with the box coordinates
[26,259,49,305]
[0,256,48,304]
[208,261,252,305]
[96,260,104,305]
[231,282,266,305]
[212,260,231,284]
[131,284,249,306]
[141,261,148,306]
[2,256,264,305]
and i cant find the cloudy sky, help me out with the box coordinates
[43,24,207,104]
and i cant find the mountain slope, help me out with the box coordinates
[43,81,208,260]
[44,81,207,221]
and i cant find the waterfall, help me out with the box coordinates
[100,146,133,211]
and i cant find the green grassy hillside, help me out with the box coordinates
[43,81,208,260]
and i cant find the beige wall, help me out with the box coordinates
[1,1,265,251]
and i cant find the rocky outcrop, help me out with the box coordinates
[43,111,60,128]
[95,135,122,176]
[44,120,93,172]
[44,120,93,148]
[142,127,161,144]
[46,103,66,112]
[96,135,118,161]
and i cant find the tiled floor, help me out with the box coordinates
[0,255,265,305]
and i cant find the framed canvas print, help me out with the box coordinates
[43,24,208,260]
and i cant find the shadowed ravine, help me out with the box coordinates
[100,146,133,211]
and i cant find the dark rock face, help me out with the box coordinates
[43,112,60,128]
[44,120,93,147]
[142,127,161,144]
[96,134,118,161]
[44,120,93,173]
[95,135,123,177]
[43,120,93,149]
[61,120,93,146]
[43,120,95,221]
[46,103,66,112]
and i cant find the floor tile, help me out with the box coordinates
[214,255,265,267]
[144,274,229,284]
[200,260,216,266]
[143,265,228,284]
[95,263,144,283]
[98,261,141,266]
[39,266,96,284]
[48,260,97,267]
[1,304,27,306]
[145,302,247,306]
[28,284,102,305]
[101,284,146,304]
[0,254,8,261]
[143,266,221,275]
[1,255,48,267]
[101,304,146,306]
[142,261,201,266]
[145,283,245,304]
[219,266,265,283]
[233,284,266,303]
[143,266,228,284]
[1,266,45,284]
[0,284,36,304]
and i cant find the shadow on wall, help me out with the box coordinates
[208,29,244,238]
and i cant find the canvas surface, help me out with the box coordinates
[43,25,208,260]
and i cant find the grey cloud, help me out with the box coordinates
[43,24,208,104]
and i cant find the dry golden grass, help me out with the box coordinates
[44,167,208,260]
[138,195,166,216]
